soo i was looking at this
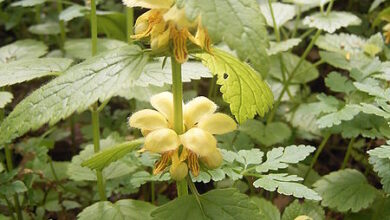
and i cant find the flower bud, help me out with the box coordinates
[170,162,188,180]
[200,149,223,169]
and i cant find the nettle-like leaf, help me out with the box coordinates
[269,52,319,83]
[253,174,321,200]
[0,45,148,145]
[316,33,366,55]
[64,38,127,60]
[152,188,261,220]
[251,197,280,220]
[316,105,361,129]
[282,200,325,220]
[313,169,378,212]
[368,144,390,194]
[324,72,356,94]
[177,0,270,74]
[0,92,13,108]
[303,12,361,33]
[10,0,45,7]
[28,22,61,35]
[0,39,47,64]
[256,145,315,173]
[260,2,296,28]
[196,48,273,123]
[67,136,138,181]
[59,4,88,22]
[267,38,301,56]
[0,58,73,87]
[78,199,155,220]
[239,120,292,147]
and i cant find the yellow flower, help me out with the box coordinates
[129,92,237,180]
[383,23,390,44]
[124,1,212,63]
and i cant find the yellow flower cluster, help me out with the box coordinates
[129,92,237,180]
[123,0,211,63]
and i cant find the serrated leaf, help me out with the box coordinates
[313,169,378,212]
[0,92,13,108]
[251,197,280,220]
[82,139,144,170]
[260,2,296,28]
[29,22,62,35]
[364,33,384,57]
[303,12,361,33]
[316,33,366,55]
[0,58,73,87]
[368,152,390,194]
[319,51,373,71]
[59,4,87,22]
[368,145,390,159]
[285,104,321,137]
[0,39,47,64]
[324,72,355,93]
[354,82,390,101]
[240,120,292,147]
[0,45,148,145]
[64,38,127,60]
[253,173,321,200]
[0,180,27,197]
[177,0,269,74]
[130,171,170,188]
[11,0,45,7]
[67,137,138,181]
[256,145,315,173]
[282,200,325,220]
[152,188,262,219]
[78,199,155,220]
[267,38,301,55]
[196,48,273,123]
[316,105,361,128]
[269,52,319,83]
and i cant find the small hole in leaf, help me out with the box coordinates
[223,73,228,79]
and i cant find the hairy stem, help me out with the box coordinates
[304,133,331,183]
[171,57,188,197]
[126,7,134,44]
[341,137,356,169]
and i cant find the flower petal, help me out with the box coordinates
[180,128,216,157]
[184,96,217,128]
[198,113,237,135]
[200,149,223,169]
[129,109,168,130]
[122,0,174,9]
[144,128,179,153]
[150,92,175,124]
[163,5,196,29]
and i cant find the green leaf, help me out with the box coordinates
[130,171,170,188]
[151,188,262,219]
[269,52,319,83]
[282,200,325,220]
[82,139,144,171]
[0,92,13,108]
[303,12,361,33]
[177,0,269,74]
[253,173,321,200]
[267,38,301,55]
[252,197,280,220]
[313,169,378,212]
[319,51,373,71]
[11,0,45,7]
[0,45,148,145]
[29,22,62,35]
[78,199,155,220]
[368,150,390,194]
[239,120,292,147]
[67,136,138,181]
[260,2,296,28]
[255,145,315,173]
[316,33,365,55]
[117,85,169,102]
[97,12,126,41]
[370,0,386,12]
[64,38,127,60]
[217,131,254,151]
[196,48,273,123]
[324,72,355,93]
[363,33,384,57]
[0,39,47,64]
[316,105,361,128]
[285,103,321,137]
[354,82,390,101]
[367,144,390,159]
[283,0,330,7]
[59,4,87,22]
[0,58,73,87]
[0,180,27,197]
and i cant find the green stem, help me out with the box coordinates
[291,6,301,38]
[303,133,331,183]
[171,57,188,197]
[150,182,155,204]
[267,29,322,123]
[92,106,106,201]
[2,195,15,220]
[126,7,134,44]
[90,0,98,56]
[268,0,280,42]
[341,137,356,169]
[326,0,335,15]
[207,76,217,100]
[56,0,66,53]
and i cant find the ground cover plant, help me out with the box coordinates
[0,0,390,219]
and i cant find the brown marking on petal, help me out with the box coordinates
[153,151,173,175]
[171,27,189,63]
[187,151,200,177]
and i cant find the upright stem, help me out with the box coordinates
[56,0,66,53]
[90,0,98,56]
[341,137,356,169]
[268,0,280,42]
[304,133,331,183]
[171,57,188,197]
[126,7,134,44]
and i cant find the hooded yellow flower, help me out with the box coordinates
[123,0,211,63]
[384,23,390,44]
[129,92,236,180]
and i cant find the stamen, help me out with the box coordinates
[187,151,200,177]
